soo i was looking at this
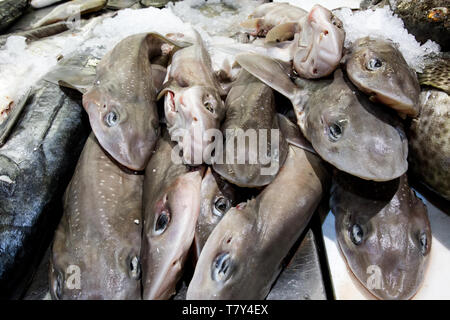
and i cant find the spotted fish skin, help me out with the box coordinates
[418,56,450,95]
[408,89,450,200]
[49,134,143,300]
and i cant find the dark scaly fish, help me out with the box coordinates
[158,30,226,165]
[331,173,431,300]
[0,0,28,33]
[83,33,181,171]
[212,70,289,187]
[344,37,421,116]
[49,134,143,300]
[0,80,89,299]
[236,52,408,181]
[194,167,238,259]
[408,89,450,200]
[187,144,328,299]
[141,130,203,300]
[418,55,450,95]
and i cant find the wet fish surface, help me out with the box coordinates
[83,33,180,171]
[0,0,29,33]
[159,31,226,165]
[49,134,143,300]
[236,52,408,181]
[141,130,203,300]
[187,142,328,299]
[331,172,431,300]
[344,37,421,116]
[0,80,89,299]
[31,0,67,9]
[0,22,69,48]
[408,89,450,200]
[212,70,289,187]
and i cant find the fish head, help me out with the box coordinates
[305,69,408,181]
[82,82,159,171]
[143,169,203,299]
[332,175,431,300]
[293,4,345,78]
[163,85,225,164]
[187,200,259,299]
[345,37,420,116]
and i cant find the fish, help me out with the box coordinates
[236,53,408,181]
[330,172,432,300]
[158,30,226,165]
[0,89,31,147]
[418,54,450,95]
[140,0,174,8]
[0,22,69,48]
[408,89,450,200]
[49,134,143,300]
[106,0,139,10]
[186,142,328,299]
[343,37,421,117]
[0,79,90,299]
[83,33,181,171]
[32,0,107,29]
[0,0,29,32]
[240,2,308,40]
[241,4,345,79]
[141,130,203,300]
[212,70,289,187]
[194,167,239,259]
[31,0,68,9]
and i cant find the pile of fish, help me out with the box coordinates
[0,1,449,300]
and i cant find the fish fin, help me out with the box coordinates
[235,52,302,103]
[43,66,97,94]
[277,114,315,154]
[265,23,299,43]
[0,88,32,147]
[240,18,263,34]
[151,64,167,94]
[156,79,182,101]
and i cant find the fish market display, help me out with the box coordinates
[408,89,450,200]
[159,30,226,165]
[141,131,203,300]
[187,141,328,299]
[0,0,28,32]
[49,134,143,300]
[212,70,289,187]
[0,80,89,299]
[83,33,180,171]
[331,173,432,300]
[344,37,421,116]
[32,0,107,28]
[236,53,408,181]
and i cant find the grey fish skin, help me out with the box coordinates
[140,0,174,8]
[0,22,69,48]
[141,131,203,300]
[106,0,139,10]
[83,33,178,171]
[32,0,107,29]
[49,134,143,300]
[236,52,408,181]
[0,80,89,299]
[344,37,421,117]
[0,0,28,33]
[331,173,431,300]
[187,144,328,300]
[408,89,450,200]
[212,70,289,188]
[160,31,226,165]
[194,167,238,259]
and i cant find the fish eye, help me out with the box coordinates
[367,58,383,70]
[203,95,216,113]
[350,224,363,245]
[105,111,119,127]
[129,256,141,280]
[213,196,231,218]
[154,210,170,236]
[328,122,343,142]
[331,15,343,29]
[212,252,233,282]
[419,232,428,255]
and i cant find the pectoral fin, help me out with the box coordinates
[44,66,97,94]
[277,114,315,154]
